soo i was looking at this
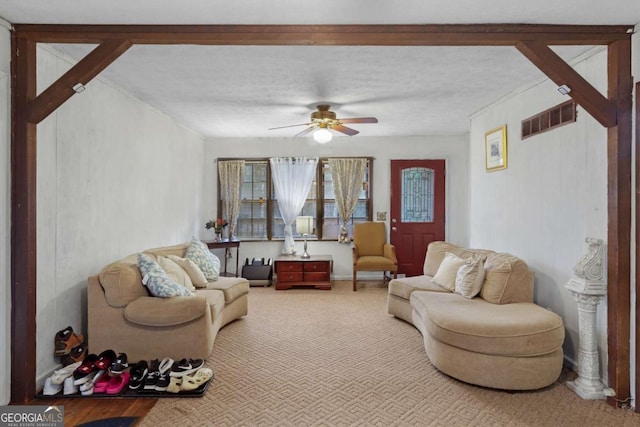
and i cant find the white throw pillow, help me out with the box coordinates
[167,255,209,288]
[454,257,486,299]
[432,252,466,291]
[157,256,196,291]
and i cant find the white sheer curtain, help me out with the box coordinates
[329,158,367,243]
[270,157,318,254]
[218,160,245,239]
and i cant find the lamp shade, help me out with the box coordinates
[296,216,313,235]
[313,128,332,143]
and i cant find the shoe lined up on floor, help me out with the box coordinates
[54,326,84,357]
[128,360,149,390]
[60,342,87,366]
[170,358,204,377]
[166,367,214,394]
[110,353,129,375]
[155,358,174,392]
[44,347,131,396]
[143,358,161,391]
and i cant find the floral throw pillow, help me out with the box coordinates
[185,238,221,281]
[137,253,193,298]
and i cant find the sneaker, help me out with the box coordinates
[169,358,204,377]
[143,359,160,391]
[50,361,82,385]
[155,357,174,392]
[128,360,148,390]
[63,376,78,395]
[42,377,62,396]
[109,353,129,375]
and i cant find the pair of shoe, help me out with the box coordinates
[93,372,131,395]
[60,342,87,366]
[143,358,174,392]
[169,358,205,378]
[166,367,214,393]
[93,349,129,374]
[79,370,106,396]
[128,360,149,390]
[54,326,84,357]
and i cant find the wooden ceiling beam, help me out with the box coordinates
[516,40,617,128]
[27,39,132,124]
[14,24,632,46]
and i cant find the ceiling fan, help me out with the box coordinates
[268,104,378,143]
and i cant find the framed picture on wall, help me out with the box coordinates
[485,125,507,172]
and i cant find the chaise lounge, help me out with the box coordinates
[387,241,565,390]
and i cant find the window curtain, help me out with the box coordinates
[329,158,367,243]
[270,157,318,254]
[218,160,245,239]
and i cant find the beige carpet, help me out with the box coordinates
[140,281,639,426]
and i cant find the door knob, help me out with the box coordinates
[392,227,397,231]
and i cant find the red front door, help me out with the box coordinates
[390,160,446,277]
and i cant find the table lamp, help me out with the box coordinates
[296,216,313,258]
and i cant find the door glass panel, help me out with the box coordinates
[401,167,434,223]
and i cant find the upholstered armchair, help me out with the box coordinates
[352,222,398,291]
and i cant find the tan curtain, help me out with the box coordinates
[329,158,367,243]
[218,160,245,239]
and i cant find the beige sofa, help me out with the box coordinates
[87,243,249,361]
[388,241,565,390]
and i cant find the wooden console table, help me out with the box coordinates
[274,255,333,290]
[205,239,240,277]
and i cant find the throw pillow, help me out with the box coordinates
[137,253,193,298]
[185,238,221,282]
[167,255,209,288]
[432,252,466,291]
[157,256,196,291]
[454,257,485,299]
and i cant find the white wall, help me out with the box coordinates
[34,46,205,384]
[469,47,614,383]
[0,22,11,405]
[202,135,469,278]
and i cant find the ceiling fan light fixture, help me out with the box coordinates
[313,128,332,144]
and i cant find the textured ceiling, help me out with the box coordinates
[1,1,639,139]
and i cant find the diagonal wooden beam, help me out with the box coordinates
[515,40,617,128]
[27,39,132,124]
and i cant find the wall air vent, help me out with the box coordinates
[521,100,577,140]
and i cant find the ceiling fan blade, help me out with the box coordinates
[332,124,359,136]
[295,126,316,137]
[268,122,311,130]
[338,117,378,124]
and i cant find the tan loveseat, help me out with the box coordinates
[87,243,249,361]
[388,241,565,390]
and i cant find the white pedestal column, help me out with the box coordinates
[564,238,607,400]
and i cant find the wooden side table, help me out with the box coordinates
[274,255,333,290]
[205,239,240,277]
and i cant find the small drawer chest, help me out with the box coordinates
[274,255,333,290]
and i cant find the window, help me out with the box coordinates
[220,157,373,240]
